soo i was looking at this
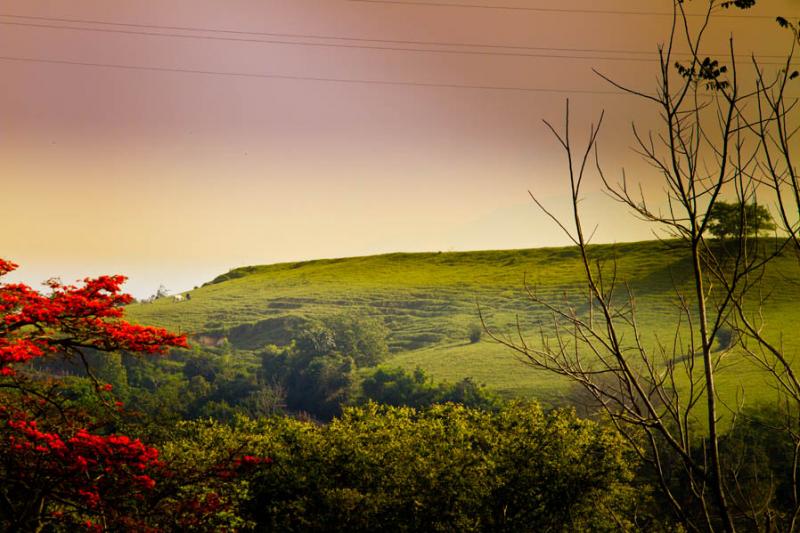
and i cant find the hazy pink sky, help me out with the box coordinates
[1,0,797,296]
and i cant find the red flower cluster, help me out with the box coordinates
[0,259,271,531]
[171,492,226,530]
[2,409,161,502]
[215,453,273,480]
[0,259,17,276]
[0,259,188,530]
[0,338,44,375]
[0,260,187,376]
[232,454,272,470]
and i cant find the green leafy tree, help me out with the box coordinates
[261,342,355,420]
[707,201,775,239]
[322,314,388,367]
[258,316,388,419]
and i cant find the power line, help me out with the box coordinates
[7,54,794,97]
[0,20,663,63]
[0,15,790,64]
[0,13,679,54]
[4,12,601,51]
[0,54,634,94]
[347,0,782,19]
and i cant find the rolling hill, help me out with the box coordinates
[126,240,800,407]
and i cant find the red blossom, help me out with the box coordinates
[0,338,45,373]
[0,259,266,531]
[0,260,17,276]
[1,408,164,523]
[0,259,189,530]
[0,263,187,368]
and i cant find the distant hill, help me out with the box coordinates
[126,240,800,406]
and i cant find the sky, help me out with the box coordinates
[1,0,798,297]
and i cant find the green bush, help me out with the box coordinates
[359,367,499,411]
[468,323,483,343]
[240,402,647,531]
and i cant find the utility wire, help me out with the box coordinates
[347,0,783,19]
[0,20,660,63]
[0,15,791,64]
[0,13,789,58]
[0,54,634,94]
[0,54,795,98]
[3,12,578,50]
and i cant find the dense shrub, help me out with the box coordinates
[468,323,483,343]
[238,402,647,531]
[359,366,499,410]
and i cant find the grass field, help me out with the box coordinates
[127,240,800,409]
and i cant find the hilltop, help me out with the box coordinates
[126,240,800,405]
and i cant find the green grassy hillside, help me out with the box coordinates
[127,240,800,406]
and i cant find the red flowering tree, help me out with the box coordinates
[0,258,195,531]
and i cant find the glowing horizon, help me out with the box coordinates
[2,0,797,297]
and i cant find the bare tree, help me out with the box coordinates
[483,2,800,531]
[725,15,800,531]
[754,17,800,253]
